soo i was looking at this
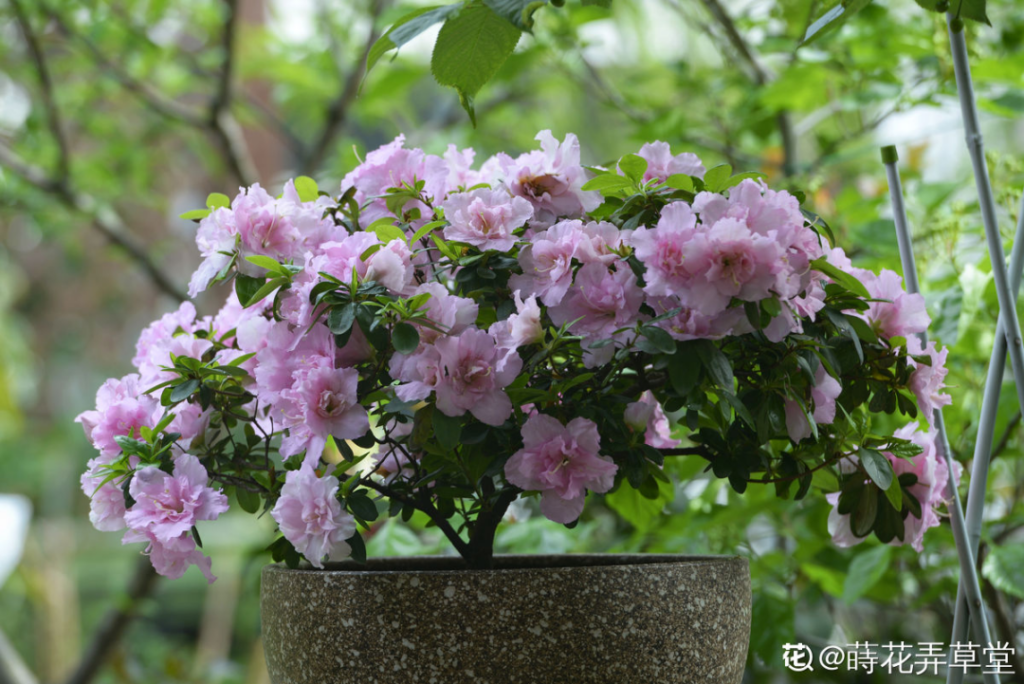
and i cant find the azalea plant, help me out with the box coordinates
[76,131,956,580]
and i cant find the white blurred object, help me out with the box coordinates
[0,494,31,588]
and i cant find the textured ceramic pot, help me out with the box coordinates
[261,554,750,684]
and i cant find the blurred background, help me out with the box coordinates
[1,0,1023,682]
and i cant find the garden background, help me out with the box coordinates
[0,0,1022,681]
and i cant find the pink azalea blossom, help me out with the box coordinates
[276,359,369,466]
[784,365,842,442]
[271,464,356,568]
[509,220,584,306]
[500,130,601,224]
[365,238,415,294]
[392,344,443,403]
[624,391,681,449]
[504,414,617,523]
[634,141,705,183]
[124,528,217,583]
[549,262,644,343]
[682,217,784,315]
[434,328,522,426]
[340,135,448,225]
[862,270,931,339]
[124,454,228,545]
[628,203,698,297]
[442,188,534,252]
[80,458,127,531]
[906,336,952,426]
[648,296,748,341]
[75,374,163,458]
[575,221,624,265]
[189,208,238,297]
[490,292,544,373]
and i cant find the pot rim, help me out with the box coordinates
[263,553,748,576]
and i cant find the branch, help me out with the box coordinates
[360,478,471,557]
[303,0,389,173]
[44,4,256,185]
[0,142,187,302]
[207,0,258,185]
[10,0,69,183]
[0,625,37,684]
[63,557,158,684]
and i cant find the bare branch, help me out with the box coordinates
[10,0,69,183]
[0,625,38,684]
[303,0,390,173]
[992,410,1022,461]
[207,0,259,184]
[0,142,187,302]
[63,557,158,684]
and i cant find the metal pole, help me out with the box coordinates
[882,147,999,684]
[945,191,1024,684]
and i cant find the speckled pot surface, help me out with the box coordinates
[261,554,750,684]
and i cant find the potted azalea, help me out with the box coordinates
[76,131,954,683]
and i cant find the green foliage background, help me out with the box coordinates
[0,0,1022,681]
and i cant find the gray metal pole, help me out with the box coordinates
[945,191,1024,684]
[882,148,999,684]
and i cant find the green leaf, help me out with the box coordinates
[581,0,612,6]
[293,176,319,203]
[207,192,230,209]
[702,164,733,193]
[668,348,701,395]
[236,488,262,514]
[366,5,463,76]
[664,174,694,192]
[723,171,767,189]
[842,545,891,604]
[179,209,211,221]
[243,277,287,308]
[367,217,407,244]
[431,3,522,123]
[347,531,367,564]
[810,257,871,299]
[638,325,676,354]
[432,409,462,451]
[695,340,733,390]
[392,322,421,354]
[328,303,356,336]
[580,174,634,193]
[859,448,894,490]
[982,543,1024,599]
[169,378,200,404]
[950,0,990,25]
[235,274,264,306]
[245,255,284,272]
[801,0,872,46]
[605,476,674,532]
[347,491,380,522]
[618,154,648,184]
[410,219,447,244]
[482,0,548,30]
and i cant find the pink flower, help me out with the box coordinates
[862,270,930,339]
[784,365,842,442]
[628,203,698,297]
[634,141,705,183]
[682,217,784,315]
[124,529,217,583]
[442,188,534,252]
[252,321,334,406]
[509,220,584,306]
[133,302,197,370]
[75,374,163,458]
[341,135,448,225]
[906,337,951,426]
[124,454,228,545]
[575,221,624,265]
[189,208,237,297]
[80,458,127,532]
[549,262,644,343]
[648,296,748,341]
[276,359,369,466]
[504,414,617,523]
[500,130,601,224]
[624,391,681,449]
[365,238,415,294]
[434,328,522,426]
[271,464,356,568]
[490,292,543,374]
[409,282,479,346]
[392,344,443,403]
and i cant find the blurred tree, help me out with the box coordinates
[1,0,1023,682]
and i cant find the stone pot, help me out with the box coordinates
[261,554,750,684]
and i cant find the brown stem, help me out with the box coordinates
[63,557,158,684]
[360,479,471,558]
